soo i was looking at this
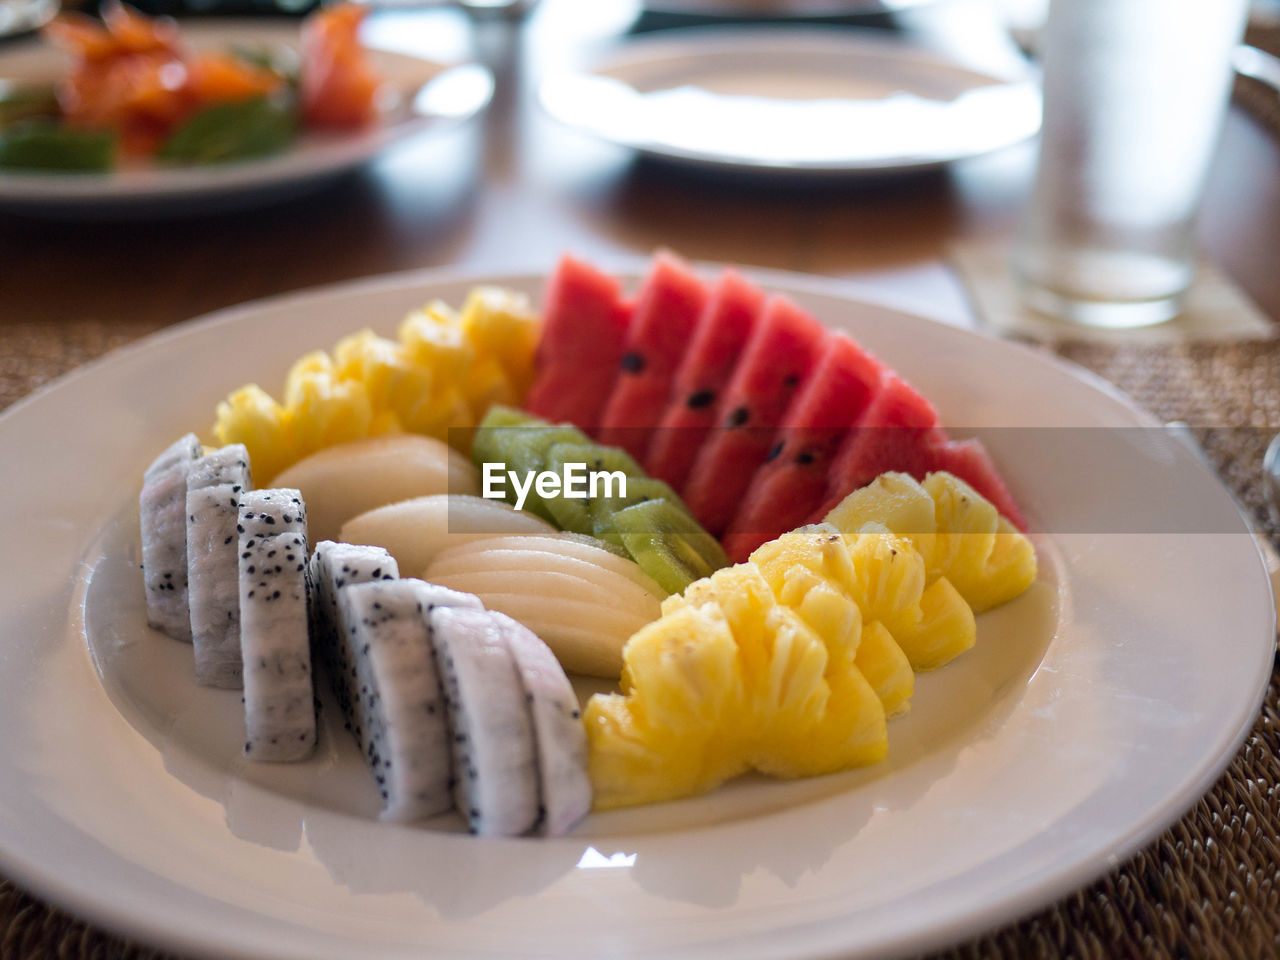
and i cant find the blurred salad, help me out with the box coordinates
[0,1,383,173]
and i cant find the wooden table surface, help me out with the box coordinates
[3,0,1277,337]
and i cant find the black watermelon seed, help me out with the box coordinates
[726,406,749,428]
[620,352,646,374]
[795,450,816,466]
[686,389,714,409]
[783,374,800,387]
[765,441,784,462]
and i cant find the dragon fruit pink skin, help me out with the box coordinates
[139,433,202,641]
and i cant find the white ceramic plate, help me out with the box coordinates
[539,29,1040,174]
[0,21,493,214]
[639,0,937,17]
[0,266,1273,960]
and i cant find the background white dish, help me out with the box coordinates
[539,29,1041,173]
[0,266,1272,959]
[0,20,493,214]
[638,0,938,16]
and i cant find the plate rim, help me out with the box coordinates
[537,26,1041,174]
[0,262,1273,960]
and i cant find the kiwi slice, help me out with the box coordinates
[585,476,685,546]
[543,442,645,535]
[471,405,545,470]
[485,424,592,522]
[611,498,730,596]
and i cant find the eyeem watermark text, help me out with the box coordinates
[481,462,627,512]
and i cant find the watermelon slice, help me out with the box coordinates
[680,295,827,536]
[524,254,632,429]
[596,252,710,462]
[930,437,1028,530]
[644,268,766,491]
[722,333,884,562]
[809,373,944,522]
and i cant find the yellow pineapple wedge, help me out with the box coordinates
[748,531,912,715]
[922,473,1037,614]
[587,565,887,810]
[213,384,297,484]
[586,603,750,810]
[825,471,1036,613]
[459,287,541,395]
[843,526,977,671]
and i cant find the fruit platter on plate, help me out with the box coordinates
[0,252,1272,959]
[136,249,1036,836]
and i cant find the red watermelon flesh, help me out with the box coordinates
[680,295,827,536]
[722,333,884,562]
[808,373,944,522]
[931,437,1028,530]
[596,252,710,461]
[644,268,766,490]
[524,254,632,429]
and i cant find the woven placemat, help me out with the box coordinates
[1,330,1279,960]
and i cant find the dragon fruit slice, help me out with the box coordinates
[335,579,482,820]
[488,611,591,835]
[139,433,202,641]
[239,488,306,541]
[239,527,314,762]
[185,444,253,689]
[187,444,252,492]
[429,605,540,836]
[308,541,399,749]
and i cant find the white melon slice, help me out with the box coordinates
[274,435,479,544]
[339,494,553,576]
[425,536,663,678]
[428,534,664,596]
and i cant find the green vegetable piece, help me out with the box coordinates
[159,97,296,166]
[230,43,301,86]
[0,121,115,172]
[0,82,61,128]
[611,498,729,596]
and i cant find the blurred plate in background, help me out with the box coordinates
[540,27,1040,175]
[0,20,493,216]
[639,0,938,16]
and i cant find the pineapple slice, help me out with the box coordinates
[586,603,749,810]
[854,621,914,718]
[588,564,889,809]
[398,301,475,371]
[843,528,977,671]
[824,471,1036,614]
[460,287,541,395]
[332,329,435,422]
[747,604,887,778]
[458,353,518,420]
[750,530,917,706]
[213,384,297,485]
[283,360,376,459]
[922,473,1037,613]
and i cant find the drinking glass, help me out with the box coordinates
[1014,0,1250,328]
